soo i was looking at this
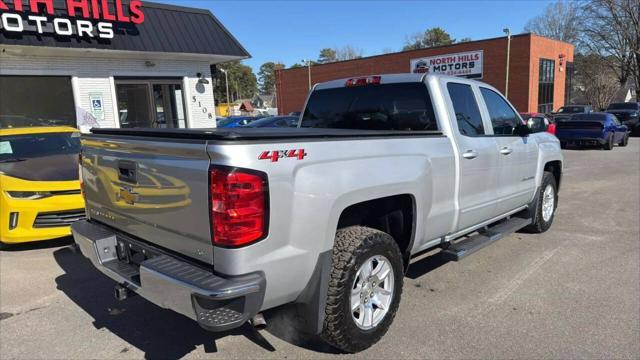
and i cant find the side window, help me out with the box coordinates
[480,87,521,135]
[447,83,485,136]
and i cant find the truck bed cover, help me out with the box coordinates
[89,127,443,141]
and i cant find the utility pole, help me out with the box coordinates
[503,27,511,98]
[220,68,230,116]
[302,59,311,90]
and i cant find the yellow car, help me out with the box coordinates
[0,127,84,247]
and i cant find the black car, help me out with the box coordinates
[552,105,593,122]
[606,102,640,135]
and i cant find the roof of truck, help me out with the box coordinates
[313,73,488,91]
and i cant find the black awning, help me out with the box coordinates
[0,0,250,58]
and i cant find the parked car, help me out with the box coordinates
[217,116,264,128]
[520,112,556,135]
[555,112,629,150]
[605,102,640,135]
[552,105,592,122]
[243,116,299,128]
[0,127,85,248]
[72,74,563,353]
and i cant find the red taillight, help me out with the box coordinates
[547,123,557,135]
[210,167,268,247]
[346,76,381,87]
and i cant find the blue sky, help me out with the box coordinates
[163,1,554,72]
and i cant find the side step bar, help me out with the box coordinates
[441,217,532,261]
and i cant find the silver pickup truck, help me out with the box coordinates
[72,74,563,352]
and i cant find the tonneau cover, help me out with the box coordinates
[89,127,443,141]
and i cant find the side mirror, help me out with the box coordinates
[514,123,531,137]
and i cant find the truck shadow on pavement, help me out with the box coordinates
[53,246,277,359]
[1,237,74,252]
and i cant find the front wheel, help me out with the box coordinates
[619,133,629,147]
[523,171,558,233]
[321,226,404,353]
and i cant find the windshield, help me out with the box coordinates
[301,83,438,131]
[607,103,638,110]
[0,132,80,162]
[558,106,586,113]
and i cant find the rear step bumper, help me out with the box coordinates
[71,220,265,332]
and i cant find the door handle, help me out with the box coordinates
[500,147,513,155]
[462,150,478,159]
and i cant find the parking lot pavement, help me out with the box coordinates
[1,140,639,359]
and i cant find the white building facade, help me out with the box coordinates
[0,0,249,132]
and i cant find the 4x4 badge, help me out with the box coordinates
[259,149,307,162]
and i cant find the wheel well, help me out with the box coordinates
[337,194,415,266]
[544,161,562,190]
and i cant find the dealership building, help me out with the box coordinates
[0,0,249,131]
[276,33,574,115]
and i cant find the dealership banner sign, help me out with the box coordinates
[0,0,145,39]
[410,50,483,79]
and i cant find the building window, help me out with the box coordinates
[538,59,555,113]
[564,61,574,105]
[115,80,186,129]
[0,76,76,128]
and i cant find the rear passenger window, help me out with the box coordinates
[480,88,521,135]
[447,83,485,136]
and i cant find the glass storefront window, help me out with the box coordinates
[116,80,186,129]
[0,76,76,128]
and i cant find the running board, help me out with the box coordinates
[441,217,532,261]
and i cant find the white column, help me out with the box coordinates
[182,76,192,128]
[109,76,120,128]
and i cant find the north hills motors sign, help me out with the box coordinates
[0,0,144,39]
[411,50,483,79]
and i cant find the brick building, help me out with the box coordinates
[276,33,574,115]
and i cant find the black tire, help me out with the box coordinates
[0,241,9,250]
[523,171,558,233]
[603,133,614,150]
[619,133,629,147]
[321,226,404,353]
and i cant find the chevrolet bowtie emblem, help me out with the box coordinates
[118,187,139,205]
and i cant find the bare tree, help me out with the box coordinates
[335,45,364,61]
[580,0,639,99]
[524,0,582,44]
[574,54,620,109]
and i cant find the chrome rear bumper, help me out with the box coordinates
[71,220,265,331]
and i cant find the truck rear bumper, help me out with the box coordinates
[71,220,265,332]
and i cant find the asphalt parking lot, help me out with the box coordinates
[1,140,639,359]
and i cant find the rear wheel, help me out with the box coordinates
[603,133,614,150]
[523,171,558,233]
[321,226,403,353]
[619,133,629,147]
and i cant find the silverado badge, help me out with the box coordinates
[118,187,139,205]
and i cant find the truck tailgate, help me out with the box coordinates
[80,136,213,264]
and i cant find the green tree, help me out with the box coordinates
[457,37,473,43]
[214,61,257,103]
[318,48,337,63]
[403,27,454,51]
[257,61,284,95]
